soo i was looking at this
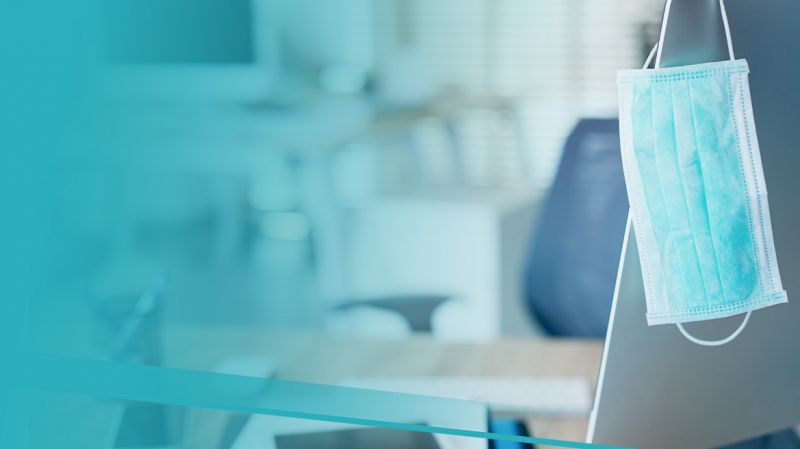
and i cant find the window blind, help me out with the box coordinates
[371,0,661,188]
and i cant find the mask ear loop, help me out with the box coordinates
[676,311,752,347]
[654,0,735,69]
[643,43,658,69]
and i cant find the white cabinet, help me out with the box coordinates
[326,188,545,340]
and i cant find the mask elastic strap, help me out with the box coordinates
[676,311,752,347]
[654,0,736,69]
[642,44,658,69]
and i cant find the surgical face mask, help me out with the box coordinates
[617,0,787,346]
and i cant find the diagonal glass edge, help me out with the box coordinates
[8,353,633,449]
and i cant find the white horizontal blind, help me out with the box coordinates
[576,1,658,114]
[407,0,490,95]
[371,0,660,189]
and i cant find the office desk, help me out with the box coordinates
[163,325,603,448]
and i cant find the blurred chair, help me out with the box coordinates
[329,295,451,334]
[523,118,629,337]
[320,116,627,339]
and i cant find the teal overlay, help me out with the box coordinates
[0,2,631,449]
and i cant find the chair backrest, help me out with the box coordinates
[523,118,628,337]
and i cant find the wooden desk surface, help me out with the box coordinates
[164,324,604,449]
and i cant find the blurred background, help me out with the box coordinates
[11,2,800,448]
[54,0,673,363]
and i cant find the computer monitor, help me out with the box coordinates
[587,1,800,447]
[588,224,800,449]
[103,0,282,103]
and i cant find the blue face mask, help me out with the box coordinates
[617,0,787,346]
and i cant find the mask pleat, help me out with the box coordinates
[689,75,757,305]
[651,81,708,311]
[673,79,726,309]
[631,84,686,314]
